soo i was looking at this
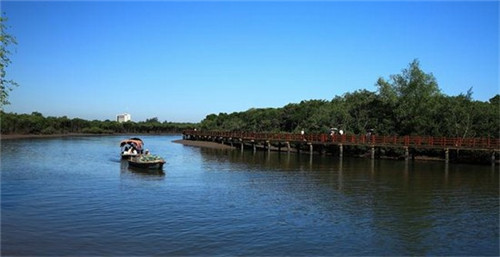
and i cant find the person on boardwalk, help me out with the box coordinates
[366,129,374,143]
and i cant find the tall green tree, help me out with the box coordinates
[0,14,19,108]
[376,59,441,135]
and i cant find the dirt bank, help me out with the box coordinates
[172,139,236,150]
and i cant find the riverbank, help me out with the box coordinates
[172,139,236,150]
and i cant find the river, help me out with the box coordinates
[1,135,498,256]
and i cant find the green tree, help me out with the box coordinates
[450,89,475,138]
[376,59,441,135]
[329,96,351,133]
[0,15,19,108]
[342,90,378,134]
[145,117,160,123]
[473,95,500,138]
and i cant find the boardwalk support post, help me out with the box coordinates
[309,143,313,156]
[371,146,375,159]
[339,144,343,158]
[491,151,496,165]
[267,141,271,154]
[445,148,449,163]
[404,147,409,160]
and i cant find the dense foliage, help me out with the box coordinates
[0,112,196,135]
[200,60,499,138]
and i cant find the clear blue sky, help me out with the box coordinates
[3,1,499,122]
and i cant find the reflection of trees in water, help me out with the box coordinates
[198,148,499,255]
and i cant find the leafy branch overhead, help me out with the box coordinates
[0,14,19,108]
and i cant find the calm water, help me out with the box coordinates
[1,135,498,256]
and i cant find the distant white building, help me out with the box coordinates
[117,113,131,123]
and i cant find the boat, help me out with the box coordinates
[120,138,144,159]
[128,154,166,170]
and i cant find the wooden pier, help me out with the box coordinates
[182,130,500,163]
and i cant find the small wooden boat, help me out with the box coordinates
[128,155,166,170]
[120,138,144,159]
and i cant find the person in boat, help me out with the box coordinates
[126,146,137,155]
[329,127,338,137]
[144,149,150,155]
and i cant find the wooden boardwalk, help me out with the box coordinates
[182,130,500,162]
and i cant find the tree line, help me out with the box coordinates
[199,60,499,139]
[0,113,197,135]
[1,60,498,139]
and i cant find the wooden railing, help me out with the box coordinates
[183,130,500,150]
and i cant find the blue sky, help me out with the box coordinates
[2,1,498,122]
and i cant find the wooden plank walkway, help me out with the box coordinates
[183,130,500,151]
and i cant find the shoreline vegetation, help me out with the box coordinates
[2,60,498,141]
[1,133,97,140]
[0,112,197,136]
[0,132,182,140]
[197,61,498,141]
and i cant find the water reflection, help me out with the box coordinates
[196,148,499,254]
[444,162,449,185]
[119,159,165,179]
[196,148,500,198]
[338,157,343,190]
